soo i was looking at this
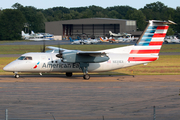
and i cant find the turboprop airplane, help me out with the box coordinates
[22,31,50,41]
[3,20,175,80]
[109,31,122,37]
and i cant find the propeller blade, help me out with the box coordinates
[58,43,61,55]
[41,40,45,52]
[56,41,63,58]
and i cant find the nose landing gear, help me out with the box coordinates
[13,72,20,78]
[14,74,20,78]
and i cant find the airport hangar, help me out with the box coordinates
[45,18,139,40]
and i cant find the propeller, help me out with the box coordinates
[41,40,46,52]
[56,42,63,58]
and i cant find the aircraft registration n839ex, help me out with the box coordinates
[3,20,176,79]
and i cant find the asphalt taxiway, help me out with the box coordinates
[0,75,180,120]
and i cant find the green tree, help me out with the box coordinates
[0,9,2,16]
[81,9,93,18]
[174,7,180,33]
[17,5,46,32]
[0,9,26,40]
[70,7,88,13]
[94,11,106,18]
[143,1,166,12]
[33,11,47,32]
[88,5,104,15]
[107,6,136,19]
[167,27,175,35]
[63,13,72,20]
[107,10,122,19]
[141,1,174,20]
[12,2,23,9]
[128,10,146,31]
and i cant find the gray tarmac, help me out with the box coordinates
[0,75,180,120]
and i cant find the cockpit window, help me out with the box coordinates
[25,56,32,60]
[18,56,32,60]
[18,56,25,60]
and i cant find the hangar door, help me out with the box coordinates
[63,24,119,38]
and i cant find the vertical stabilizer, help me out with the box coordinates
[128,20,175,62]
[69,37,73,42]
[21,31,25,35]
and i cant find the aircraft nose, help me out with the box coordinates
[3,61,17,72]
[3,65,13,71]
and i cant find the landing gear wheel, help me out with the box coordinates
[14,74,20,78]
[66,72,72,77]
[83,74,90,80]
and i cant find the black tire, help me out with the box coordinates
[83,74,90,80]
[14,74,20,78]
[66,72,72,77]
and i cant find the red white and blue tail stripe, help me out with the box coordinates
[128,20,175,62]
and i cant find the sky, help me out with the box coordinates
[0,0,179,10]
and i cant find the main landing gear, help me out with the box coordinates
[66,72,72,77]
[66,72,90,80]
[83,74,90,80]
[80,62,90,80]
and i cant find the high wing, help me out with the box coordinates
[77,51,107,56]
[47,46,109,63]
[47,46,107,56]
[46,46,68,51]
[46,46,69,53]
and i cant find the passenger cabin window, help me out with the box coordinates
[18,56,32,60]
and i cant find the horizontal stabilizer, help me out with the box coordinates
[152,20,176,24]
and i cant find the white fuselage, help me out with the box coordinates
[3,45,152,73]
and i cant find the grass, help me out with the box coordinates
[112,55,180,75]
[0,44,180,54]
[0,44,124,54]
[0,57,17,75]
[161,44,180,52]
